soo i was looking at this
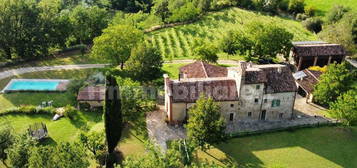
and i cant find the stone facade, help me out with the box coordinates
[164,61,297,124]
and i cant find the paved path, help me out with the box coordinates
[0,59,240,80]
[0,64,108,80]
[146,106,186,150]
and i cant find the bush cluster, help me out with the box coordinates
[63,105,81,120]
[0,106,56,116]
[302,17,323,33]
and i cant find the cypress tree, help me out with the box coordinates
[104,74,122,168]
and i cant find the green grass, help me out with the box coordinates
[162,63,188,79]
[147,7,317,60]
[305,0,357,16]
[0,69,99,111]
[200,126,357,168]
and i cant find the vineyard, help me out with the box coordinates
[146,7,317,60]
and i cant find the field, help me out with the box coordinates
[147,7,317,60]
[305,0,357,16]
[199,126,357,168]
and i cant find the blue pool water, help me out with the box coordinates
[7,81,60,91]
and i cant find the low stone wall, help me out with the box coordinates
[227,115,339,137]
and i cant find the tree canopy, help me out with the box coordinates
[221,22,293,62]
[28,142,89,168]
[328,89,357,126]
[194,42,219,64]
[313,62,357,107]
[186,94,227,151]
[91,25,144,68]
[125,43,164,82]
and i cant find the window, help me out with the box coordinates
[229,113,234,121]
[256,85,260,90]
[248,112,252,117]
[264,99,267,103]
[230,104,234,108]
[279,113,284,119]
[254,98,259,103]
[272,99,281,107]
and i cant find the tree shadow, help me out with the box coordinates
[40,136,58,146]
[214,126,357,168]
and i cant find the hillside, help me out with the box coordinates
[147,7,317,60]
[305,0,357,16]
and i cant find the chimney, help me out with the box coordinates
[278,67,282,73]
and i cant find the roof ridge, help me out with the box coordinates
[200,61,209,78]
[306,69,320,81]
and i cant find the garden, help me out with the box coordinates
[0,69,147,168]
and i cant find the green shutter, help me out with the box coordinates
[277,100,281,106]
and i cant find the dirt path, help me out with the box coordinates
[0,59,240,80]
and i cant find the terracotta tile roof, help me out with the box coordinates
[77,86,105,101]
[292,44,346,57]
[179,61,227,78]
[263,67,297,93]
[295,69,322,93]
[243,64,297,93]
[169,80,238,103]
[245,70,267,84]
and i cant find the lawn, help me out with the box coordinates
[305,0,357,16]
[0,112,146,168]
[200,126,357,168]
[147,7,317,60]
[0,69,100,112]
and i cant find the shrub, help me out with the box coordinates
[296,13,308,20]
[237,0,255,9]
[63,105,80,120]
[326,5,350,23]
[278,0,289,11]
[288,0,305,15]
[305,6,316,17]
[302,17,323,33]
[168,1,201,22]
[0,105,56,116]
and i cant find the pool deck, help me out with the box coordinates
[1,79,70,93]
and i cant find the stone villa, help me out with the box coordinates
[164,61,297,124]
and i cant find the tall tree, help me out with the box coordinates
[0,123,13,167]
[194,42,219,64]
[186,94,226,151]
[91,25,144,69]
[69,5,110,45]
[221,22,293,62]
[125,43,163,82]
[313,62,357,107]
[328,90,357,126]
[104,74,123,168]
[0,0,51,60]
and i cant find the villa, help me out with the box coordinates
[164,61,297,125]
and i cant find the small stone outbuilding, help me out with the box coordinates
[291,41,346,71]
[77,86,105,109]
[293,69,322,103]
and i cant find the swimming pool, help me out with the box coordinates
[2,79,70,93]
